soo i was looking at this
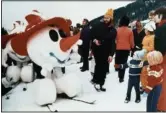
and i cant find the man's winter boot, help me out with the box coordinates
[135,99,141,103]
[90,79,95,85]
[94,84,100,92]
[124,97,130,103]
[100,85,106,92]
[90,72,94,76]
[81,68,88,72]
[135,96,141,103]
[119,79,124,83]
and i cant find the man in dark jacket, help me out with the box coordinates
[91,9,117,92]
[80,19,91,72]
[146,7,166,112]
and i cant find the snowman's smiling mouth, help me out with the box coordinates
[49,52,66,64]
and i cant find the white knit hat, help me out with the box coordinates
[133,49,147,60]
[144,21,156,32]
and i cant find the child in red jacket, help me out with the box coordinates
[145,51,164,112]
[145,51,164,92]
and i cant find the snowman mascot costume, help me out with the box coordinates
[2,10,83,106]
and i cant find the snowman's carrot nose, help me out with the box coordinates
[60,32,80,52]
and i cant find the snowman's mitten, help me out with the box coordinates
[21,65,34,83]
[6,66,21,84]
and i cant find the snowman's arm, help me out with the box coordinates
[41,64,54,77]
[40,68,48,77]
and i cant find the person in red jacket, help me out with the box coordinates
[145,51,164,112]
[115,15,134,83]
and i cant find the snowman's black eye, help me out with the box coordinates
[58,29,67,38]
[49,29,59,42]
[10,77,13,81]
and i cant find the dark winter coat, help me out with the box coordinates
[155,21,166,111]
[91,21,117,57]
[133,29,146,50]
[80,25,91,49]
[154,23,166,55]
[78,25,91,57]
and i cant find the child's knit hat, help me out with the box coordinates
[133,49,146,60]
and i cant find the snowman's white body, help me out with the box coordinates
[25,26,82,106]
[31,33,82,105]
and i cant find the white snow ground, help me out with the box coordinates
[2,58,147,111]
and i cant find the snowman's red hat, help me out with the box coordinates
[2,13,80,56]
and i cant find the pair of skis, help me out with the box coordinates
[66,97,96,105]
[44,96,96,112]
[58,93,96,105]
